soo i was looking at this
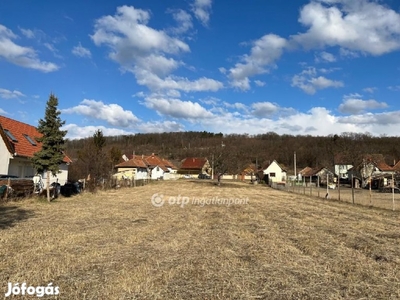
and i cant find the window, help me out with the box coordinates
[4,129,18,142]
[270,172,276,177]
[23,134,37,146]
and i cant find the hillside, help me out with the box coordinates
[65,131,400,179]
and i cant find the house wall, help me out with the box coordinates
[136,168,148,180]
[264,161,286,183]
[0,137,11,174]
[335,164,353,178]
[40,163,69,187]
[8,157,36,178]
[150,166,164,179]
[115,167,148,180]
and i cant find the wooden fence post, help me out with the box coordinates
[4,177,11,200]
[351,174,355,204]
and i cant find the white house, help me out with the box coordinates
[114,157,149,180]
[144,154,178,180]
[0,115,71,187]
[263,160,287,183]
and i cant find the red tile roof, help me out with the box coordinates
[0,115,72,163]
[393,161,400,172]
[115,157,148,168]
[162,158,177,169]
[144,154,164,168]
[180,157,208,169]
[116,154,177,171]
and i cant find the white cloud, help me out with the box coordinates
[136,121,184,133]
[224,102,248,112]
[91,6,222,93]
[63,124,135,140]
[291,0,400,55]
[228,34,287,90]
[169,9,193,34]
[388,85,400,91]
[338,111,400,125]
[62,99,139,127]
[251,102,279,117]
[72,43,91,58]
[0,108,8,115]
[363,87,376,93]
[291,67,344,94]
[315,51,336,62]
[143,95,214,119]
[135,70,223,92]
[0,88,25,99]
[91,6,189,62]
[254,80,266,87]
[0,24,59,72]
[19,28,35,39]
[338,94,388,114]
[191,0,212,26]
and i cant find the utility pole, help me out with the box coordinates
[211,154,214,180]
[294,151,297,181]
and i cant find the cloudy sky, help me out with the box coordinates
[1,0,400,139]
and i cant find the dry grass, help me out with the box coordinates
[285,184,399,210]
[1,180,399,299]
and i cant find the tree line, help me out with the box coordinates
[65,131,400,180]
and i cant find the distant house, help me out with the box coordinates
[178,157,211,175]
[347,154,394,187]
[334,154,353,179]
[262,160,287,183]
[0,115,72,186]
[115,153,178,180]
[299,166,335,186]
[114,156,148,180]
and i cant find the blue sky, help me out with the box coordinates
[1,0,400,139]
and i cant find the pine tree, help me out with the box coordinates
[31,93,67,202]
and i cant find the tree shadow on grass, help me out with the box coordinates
[0,206,35,230]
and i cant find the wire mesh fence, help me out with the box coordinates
[270,181,397,211]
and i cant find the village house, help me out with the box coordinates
[262,160,287,183]
[347,154,394,188]
[114,156,148,180]
[298,166,335,187]
[114,154,178,180]
[178,157,211,176]
[334,154,353,180]
[0,115,72,186]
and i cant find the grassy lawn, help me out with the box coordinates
[1,180,399,299]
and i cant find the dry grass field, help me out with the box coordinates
[1,180,399,299]
[284,184,399,210]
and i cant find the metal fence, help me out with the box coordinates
[270,181,397,211]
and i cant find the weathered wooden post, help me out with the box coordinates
[4,177,11,200]
[351,174,355,204]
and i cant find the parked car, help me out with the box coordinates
[198,174,211,179]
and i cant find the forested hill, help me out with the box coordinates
[65,131,400,178]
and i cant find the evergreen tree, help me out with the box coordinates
[31,93,67,201]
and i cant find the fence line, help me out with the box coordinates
[270,180,397,211]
